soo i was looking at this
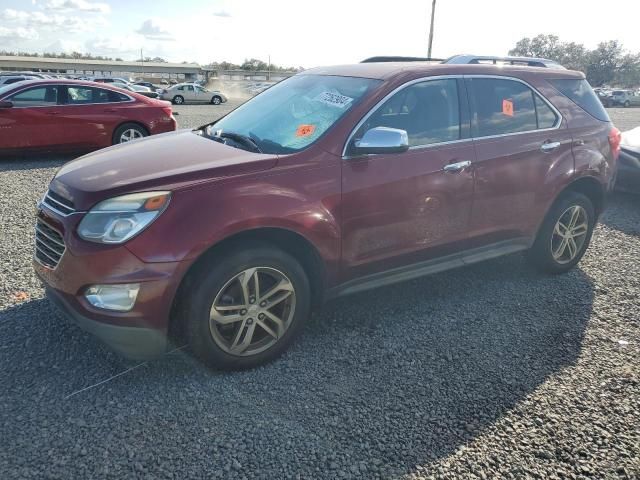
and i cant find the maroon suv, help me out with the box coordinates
[34,59,620,369]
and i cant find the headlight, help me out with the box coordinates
[77,191,171,244]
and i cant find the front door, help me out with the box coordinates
[0,85,63,150]
[341,78,476,280]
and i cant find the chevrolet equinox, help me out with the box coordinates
[34,58,620,369]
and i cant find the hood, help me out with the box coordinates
[51,130,278,210]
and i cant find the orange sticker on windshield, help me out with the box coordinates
[502,99,514,117]
[296,124,316,137]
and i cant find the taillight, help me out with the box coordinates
[162,106,173,118]
[608,126,621,160]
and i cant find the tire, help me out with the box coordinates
[172,95,184,105]
[526,192,595,274]
[112,123,148,145]
[184,243,311,370]
[211,95,222,105]
[624,100,631,108]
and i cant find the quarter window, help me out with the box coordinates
[354,79,461,148]
[467,78,557,137]
[8,86,59,107]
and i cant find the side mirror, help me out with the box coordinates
[0,101,13,109]
[351,126,409,156]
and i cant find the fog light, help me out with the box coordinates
[84,284,140,312]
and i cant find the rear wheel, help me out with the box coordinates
[624,100,631,108]
[526,192,595,274]
[211,95,222,105]
[184,243,310,370]
[172,95,184,105]
[113,123,148,145]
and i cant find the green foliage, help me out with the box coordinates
[509,35,640,87]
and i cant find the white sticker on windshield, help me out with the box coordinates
[314,91,354,109]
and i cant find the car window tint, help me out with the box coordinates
[9,86,59,106]
[468,78,538,137]
[356,79,461,147]
[67,87,112,104]
[535,94,558,129]
[547,79,609,122]
[108,90,130,102]
[177,86,184,91]
[186,85,194,91]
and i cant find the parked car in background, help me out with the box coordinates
[0,80,176,154]
[595,88,613,107]
[0,71,53,79]
[611,90,640,107]
[113,82,160,99]
[134,81,162,92]
[616,126,640,193]
[92,77,133,85]
[160,83,227,105]
[34,58,619,369]
[0,75,38,85]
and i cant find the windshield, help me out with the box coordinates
[208,74,381,154]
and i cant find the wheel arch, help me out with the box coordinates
[169,226,327,340]
[560,176,606,216]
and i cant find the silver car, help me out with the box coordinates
[160,83,227,105]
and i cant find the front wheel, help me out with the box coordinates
[184,243,311,370]
[526,192,595,274]
[172,95,184,105]
[211,95,222,105]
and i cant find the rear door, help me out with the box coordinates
[0,85,63,150]
[55,85,132,148]
[465,76,574,243]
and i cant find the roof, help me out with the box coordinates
[0,55,199,70]
[304,62,583,80]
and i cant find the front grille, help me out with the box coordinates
[42,190,76,216]
[35,219,66,269]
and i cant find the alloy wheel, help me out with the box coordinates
[209,267,296,356]
[550,205,589,264]
[119,128,144,143]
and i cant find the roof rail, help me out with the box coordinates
[443,55,565,69]
[361,56,444,63]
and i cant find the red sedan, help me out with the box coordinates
[0,80,176,154]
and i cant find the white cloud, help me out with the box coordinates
[85,36,141,56]
[44,39,84,53]
[136,19,174,41]
[0,8,106,34]
[44,0,110,14]
[212,11,231,18]
[0,26,39,42]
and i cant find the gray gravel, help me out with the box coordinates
[0,107,639,479]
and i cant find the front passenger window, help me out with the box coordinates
[354,79,461,148]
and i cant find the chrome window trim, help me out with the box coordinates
[2,83,135,109]
[342,74,563,159]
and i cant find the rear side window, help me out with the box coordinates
[467,78,557,137]
[66,86,114,104]
[355,78,461,147]
[548,79,609,122]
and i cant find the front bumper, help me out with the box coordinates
[34,207,190,359]
[46,288,167,359]
[616,149,640,193]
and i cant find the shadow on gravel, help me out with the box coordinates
[0,254,595,479]
[600,192,640,236]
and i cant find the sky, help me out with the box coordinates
[0,0,639,68]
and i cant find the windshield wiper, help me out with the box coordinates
[200,127,263,153]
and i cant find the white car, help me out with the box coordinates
[112,82,151,93]
[0,75,38,86]
[159,83,227,105]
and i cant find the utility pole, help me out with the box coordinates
[427,0,436,58]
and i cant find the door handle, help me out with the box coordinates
[540,141,561,153]
[443,160,471,173]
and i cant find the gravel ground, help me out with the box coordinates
[0,106,638,479]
